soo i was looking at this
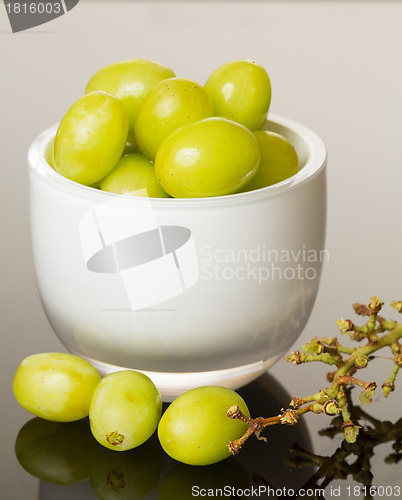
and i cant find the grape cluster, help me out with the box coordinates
[13,352,249,466]
[51,58,299,198]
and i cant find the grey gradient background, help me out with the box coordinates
[1,1,402,498]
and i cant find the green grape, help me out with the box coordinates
[134,77,214,161]
[123,130,138,155]
[85,58,175,131]
[53,91,129,186]
[13,352,101,422]
[100,153,170,198]
[89,370,162,452]
[45,137,55,169]
[158,460,250,500]
[15,417,93,485]
[205,59,271,131]
[90,436,163,499]
[155,117,260,198]
[157,386,250,466]
[241,130,300,192]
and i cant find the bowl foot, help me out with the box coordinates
[77,354,283,402]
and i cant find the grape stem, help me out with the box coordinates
[227,297,402,454]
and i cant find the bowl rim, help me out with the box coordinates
[28,113,327,208]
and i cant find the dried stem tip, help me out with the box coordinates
[337,319,353,334]
[355,355,369,369]
[323,400,340,415]
[227,405,244,420]
[290,397,304,408]
[227,406,265,454]
[280,409,299,425]
[353,303,371,316]
[369,296,383,313]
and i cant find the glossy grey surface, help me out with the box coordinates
[1,1,402,498]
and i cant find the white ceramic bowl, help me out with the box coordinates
[28,114,327,400]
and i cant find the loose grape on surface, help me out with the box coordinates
[89,370,162,452]
[157,385,250,466]
[13,352,101,422]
